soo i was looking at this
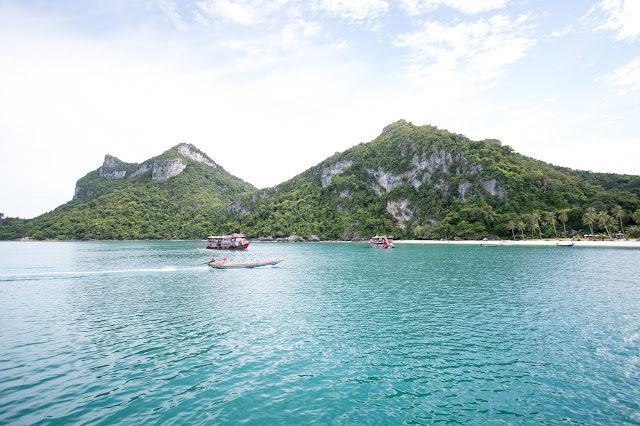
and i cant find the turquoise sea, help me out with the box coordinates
[1,241,639,424]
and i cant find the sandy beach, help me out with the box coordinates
[395,239,640,248]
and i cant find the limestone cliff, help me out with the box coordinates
[73,143,253,201]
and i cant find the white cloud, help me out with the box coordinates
[604,57,640,94]
[399,0,507,15]
[313,0,389,23]
[196,0,259,25]
[195,0,296,26]
[157,0,187,30]
[585,0,640,42]
[394,14,534,95]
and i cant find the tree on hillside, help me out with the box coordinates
[546,211,558,238]
[531,213,542,239]
[633,209,640,225]
[583,207,597,235]
[517,221,526,240]
[559,210,568,235]
[507,220,516,240]
[598,211,614,240]
[612,205,625,235]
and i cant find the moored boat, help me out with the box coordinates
[556,241,575,247]
[480,242,502,247]
[206,233,249,250]
[370,235,394,248]
[206,259,284,269]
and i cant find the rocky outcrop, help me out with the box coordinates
[387,199,413,229]
[483,179,507,199]
[73,185,93,199]
[102,154,120,169]
[98,155,128,180]
[151,159,186,181]
[130,163,151,178]
[321,161,353,187]
[319,144,508,226]
[99,169,126,180]
[128,159,186,181]
[94,144,217,185]
[177,144,217,168]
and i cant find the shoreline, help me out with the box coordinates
[394,239,640,248]
[5,238,640,248]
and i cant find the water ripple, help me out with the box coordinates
[1,242,639,423]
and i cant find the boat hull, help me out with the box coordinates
[206,243,250,250]
[207,259,284,269]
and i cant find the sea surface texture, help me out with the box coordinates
[1,241,639,424]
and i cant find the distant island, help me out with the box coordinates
[2,120,639,241]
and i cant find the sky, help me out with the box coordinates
[1,0,639,219]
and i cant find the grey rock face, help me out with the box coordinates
[151,159,186,181]
[177,144,217,168]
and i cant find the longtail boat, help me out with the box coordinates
[206,259,284,269]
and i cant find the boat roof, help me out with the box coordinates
[207,233,246,239]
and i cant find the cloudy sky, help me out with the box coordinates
[1,0,639,218]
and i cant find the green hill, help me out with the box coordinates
[224,120,640,240]
[2,121,639,241]
[0,144,256,240]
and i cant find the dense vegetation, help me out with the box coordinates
[223,121,639,240]
[0,145,255,240]
[1,122,639,241]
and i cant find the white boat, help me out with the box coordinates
[480,242,502,247]
[556,241,575,247]
[206,233,249,250]
[370,235,394,248]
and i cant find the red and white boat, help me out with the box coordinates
[370,235,395,248]
[206,233,249,250]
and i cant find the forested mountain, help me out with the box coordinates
[224,120,640,240]
[1,121,639,241]
[0,144,255,240]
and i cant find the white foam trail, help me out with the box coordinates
[0,266,189,279]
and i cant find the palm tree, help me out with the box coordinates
[598,211,614,240]
[559,210,569,235]
[517,221,526,240]
[531,213,542,239]
[583,207,597,236]
[507,220,516,240]
[546,211,558,238]
[612,205,625,235]
[633,209,640,225]
[530,221,540,239]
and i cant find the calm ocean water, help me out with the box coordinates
[1,241,639,424]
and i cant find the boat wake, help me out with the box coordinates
[0,266,209,281]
